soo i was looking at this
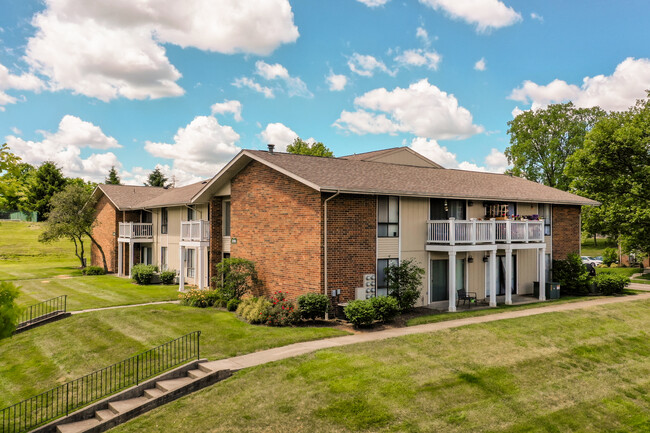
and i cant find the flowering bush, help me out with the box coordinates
[179,288,211,308]
[265,291,300,326]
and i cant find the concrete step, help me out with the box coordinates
[198,363,213,373]
[56,418,100,433]
[143,387,166,399]
[155,376,194,392]
[94,409,116,422]
[108,396,150,414]
[187,368,209,379]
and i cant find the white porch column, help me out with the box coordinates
[489,249,497,307]
[128,241,134,279]
[198,246,205,290]
[117,242,123,277]
[448,251,457,312]
[178,246,185,291]
[505,247,513,305]
[538,246,546,301]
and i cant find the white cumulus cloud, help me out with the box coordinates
[419,0,522,32]
[416,27,430,45]
[395,49,442,70]
[474,57,486,71]
[24,0,299,101]
[410,137,508,172]
[509,57,650,112]
[0,62,45,110]
[5,115,121,181]
[260,123,298,151]
[348,53,396,77]
[211,100,243,122]
[356,0,390,6]
[334,79,483,140]
[144,115,241,177]
[326,72,348,91]
[254,60,312,97]
[232,77,274,98]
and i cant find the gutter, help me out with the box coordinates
[323,190,340,320]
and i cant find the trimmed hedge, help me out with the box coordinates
[593,273,629,295]
[369,296,400,322]
[344,300,376,327]
[82,266,106,276]
[297,293,329,320]
[160,270,176,285]
[131,264,158,285]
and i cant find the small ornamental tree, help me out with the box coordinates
[385,259,425,312]
[212,257,259,300]
[602,248,618,267]
[0,282,21,339]
[552,253,591,295]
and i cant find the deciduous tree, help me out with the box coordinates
[505,103,605,190]
[286,138,334,157]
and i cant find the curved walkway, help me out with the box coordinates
[71,300,180,315]
[203,293,650,372]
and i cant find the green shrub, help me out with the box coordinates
[81,266,106,275]
[211,257,259,300]
[552,253,591,295]
[344,300,375,327]
[236,297,272,324]
[266,291,299,326]
[385,259,425,312]
[227,298,241,311]
[178,288,211,308]
[602,248,618,266]
[370,296,400,323]
[131,264,158,285]
[593,273,629,295]
[0,282,21,339]
[206,290,226,308]
[160,270,176,285]
[297,293,329,320]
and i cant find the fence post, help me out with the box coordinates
[136,354,140,385]
[65,382,69,416]
[197,331,200,360]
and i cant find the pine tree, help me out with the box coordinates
[105,166,121,185]
[145,168,169,187]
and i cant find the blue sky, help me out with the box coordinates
[1,0,649,185]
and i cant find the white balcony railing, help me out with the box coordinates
[427,218,544,245]
[181,220,210,242]
[118,222,153,240]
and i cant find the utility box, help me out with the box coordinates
[534,281,561,299]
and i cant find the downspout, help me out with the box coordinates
[323,190,340,320]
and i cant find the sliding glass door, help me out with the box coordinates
[430,259,465,302]
[486,255,516,297]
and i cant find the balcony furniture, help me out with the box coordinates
[457,289,477,307]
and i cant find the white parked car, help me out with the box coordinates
[581,256,603,266]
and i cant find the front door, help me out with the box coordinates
[430,259,465,302]
[486,255,516,297]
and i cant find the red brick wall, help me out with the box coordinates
[324,193,376,302]
[91,195,118,272]
[209,196,223,286]
[552,205,581,259]
[229,161,322,299]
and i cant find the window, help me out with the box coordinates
[161,208,168,234]
[140,247,152,265]
[539,204,552,236]
[186,249,195,278]
[187,207,196,221]
[377,258,399,297]
[223,201,231,237]
[378,196,399,237]
[160,247,167,271]
[140,210,152,223]
[430,198,466,220]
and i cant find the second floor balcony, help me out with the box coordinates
[181,220,210,243]
[118,222,153,241]
[427,218,544,245]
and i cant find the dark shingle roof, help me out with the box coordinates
[245,150,598,205]
[97,180,209,210]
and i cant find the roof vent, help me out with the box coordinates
[268,144,275,154]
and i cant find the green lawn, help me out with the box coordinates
[632,274,650,285]
[0,304,349,408]
[580,237,617,257]
[406,295,608,326]
[112,299,650,433]
[597,267,641,278]
[13,275,180,311]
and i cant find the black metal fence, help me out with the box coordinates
[0,331,201,433]
[16,296,67,330]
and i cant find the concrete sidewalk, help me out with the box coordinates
[203,293,650,372]
[629,282,650,292]
[71,300,180,315]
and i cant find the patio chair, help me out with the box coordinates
[457,289,478,308]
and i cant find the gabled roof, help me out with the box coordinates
[94,180,209,211]
[193,150,599,206]
[341,146,443,168]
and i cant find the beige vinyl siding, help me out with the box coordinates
[467,201,484,219]
[516,249,538,294]
[399,197,429,306]
[377,238,399,259]
[468,255,486,299]
[368,150,439,167]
